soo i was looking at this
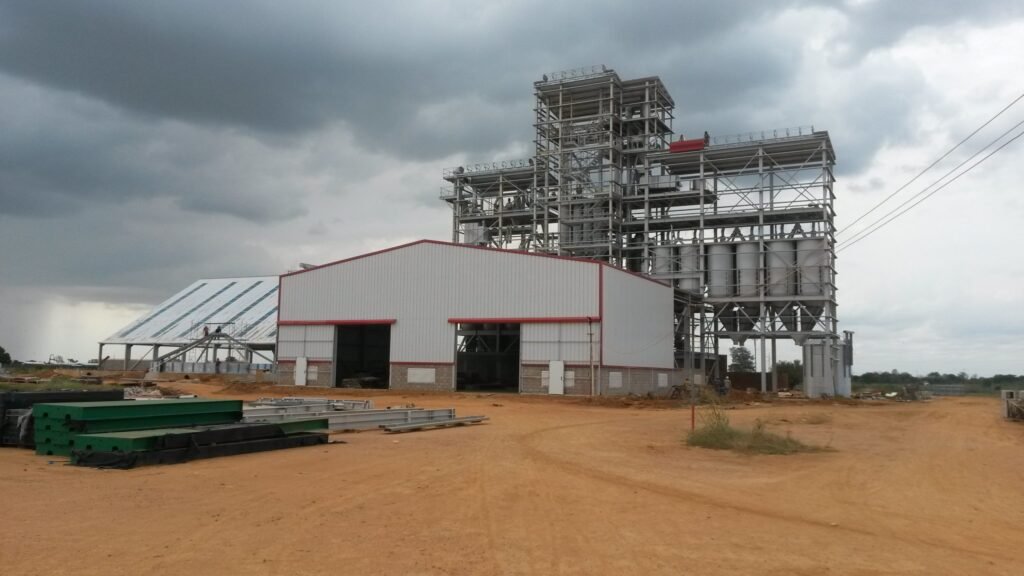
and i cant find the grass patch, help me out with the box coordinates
[687,404,829,455]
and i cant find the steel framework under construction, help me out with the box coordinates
[441,65,850,395]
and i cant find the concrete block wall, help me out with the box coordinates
[520,363,595,396]
[276,361,332,387]
[599,367,679,397]
[390,363,454,392]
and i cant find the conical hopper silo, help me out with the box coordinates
[798,238,827,331]
[767,240,797,331]
[735,241,760,332]
[706,243,736,332]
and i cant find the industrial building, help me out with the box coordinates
[95,65,852,397]
[442,65,852,396]
[100,277,278,373]
[276,240,680,394]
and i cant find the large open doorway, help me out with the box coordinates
[334,324,390,388]
[456,323,520,392]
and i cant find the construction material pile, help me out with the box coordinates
[32,398,329,468]
[4,394,486,470]
[70,419,328,469]
[243,396,487,433]
[1,390,124,448]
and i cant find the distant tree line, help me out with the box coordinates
[853,369,1024,390]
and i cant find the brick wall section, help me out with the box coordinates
[390,364,455,392]
[520,363,595,396]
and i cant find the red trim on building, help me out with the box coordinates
[448,317,598,324]
[599,265,605,367]
[275,275,283,359]
[277,319,397,326]
[391,361,455,366]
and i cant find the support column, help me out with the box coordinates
[771,338,778,392]
[760,329,767,394]
[123,344,132,371]
[97,343,104,369]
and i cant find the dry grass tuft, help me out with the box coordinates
[686,403,831,455]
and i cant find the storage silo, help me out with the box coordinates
[706,243,736,331]
[706,243,735,298]
[767,240,797,331]
[653,244,673,276]
[735,242,760,332]
[676,240,701,293]
[797,237,827,331]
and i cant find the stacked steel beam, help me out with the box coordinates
[33,399,244,456]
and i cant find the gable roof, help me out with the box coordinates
[280,239,670,288]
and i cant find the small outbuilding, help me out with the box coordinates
[276,240,680,395]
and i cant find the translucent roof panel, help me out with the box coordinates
[103,277,278,346]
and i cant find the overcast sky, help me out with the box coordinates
[1,0,1022,375]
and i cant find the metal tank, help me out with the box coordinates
[735,242,760,332]
[653,244,673,276]
[676,241,700,293]
[706,243,735,297]
[767,240,797,331]
[797,238,827,331]
[706,243,736,331]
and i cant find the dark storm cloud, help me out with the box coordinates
[0,0,1022,368]
[0,201,275,302]
[0,1,808,160]
[0,74,306,221]
[0,0,1016,163]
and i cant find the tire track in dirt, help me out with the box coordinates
[516,417,1016,565]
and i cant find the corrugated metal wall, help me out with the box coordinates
[521,322,600,364]
[278,325,334,361]
[601,269,674,369]
[279,242,600,363]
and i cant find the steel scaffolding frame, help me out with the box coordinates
[441,67,841,391]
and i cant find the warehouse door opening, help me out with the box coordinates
[456,323,520,392]
[334,324,390,388]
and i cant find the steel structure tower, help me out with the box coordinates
[441,66,843,392]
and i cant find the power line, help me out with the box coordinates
[838,126,1024,254]
[839,117,1024,250]
[840,91,1024,236]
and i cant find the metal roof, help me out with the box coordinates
[103,276,279,347]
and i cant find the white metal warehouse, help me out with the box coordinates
[276,240,680,395]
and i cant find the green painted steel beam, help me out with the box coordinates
[32,399,243,421]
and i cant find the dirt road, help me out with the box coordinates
[1,387,1021,575]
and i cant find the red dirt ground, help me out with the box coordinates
[0,384,1021,575]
